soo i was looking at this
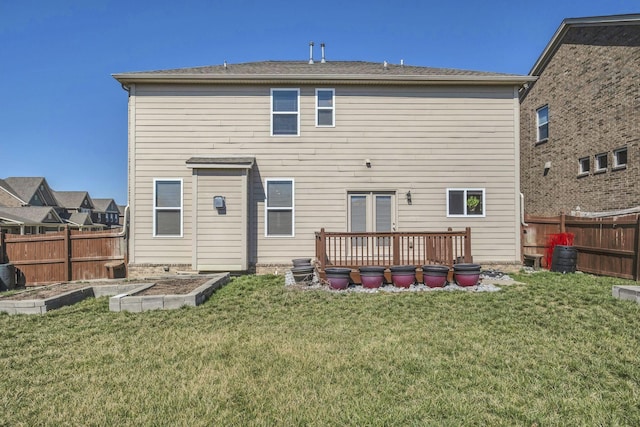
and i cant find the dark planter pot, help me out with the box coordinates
[390,265,416,288]
[292,258,313,267]
[422,265,450,288]
[550,245,577,273]
[291,266,314,284]
[453,263,481,287]
[325,267,352,290]
[359,266,386,289]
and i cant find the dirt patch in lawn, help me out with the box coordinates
[135,278,209,296]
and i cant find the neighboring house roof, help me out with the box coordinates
[92,198,119,213]
[3,177,58,207]
[528,13,640,77]
[0,179,25,207]
[65,212,95,227]
[0,206,64,225]
[114,60,535,86]
[53,191,95,210]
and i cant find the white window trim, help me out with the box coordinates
[264,178,295,237]
[271,88,300,136]
[153,178,183,238]
[446,188,486,218]
[613,147,627,169]
[594,153,608,173]
[578,156,590,176]
[536,105,549,142]
[315,88,335,128]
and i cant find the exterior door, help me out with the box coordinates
[348,192,395,252]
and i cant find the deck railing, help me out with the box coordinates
[315,227,472,276]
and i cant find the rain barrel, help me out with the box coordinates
[0,263,16,291]
[551,245,577,273]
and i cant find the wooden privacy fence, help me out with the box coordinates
[315,227,472,281]
[0,227,127,285]
[522,213,640,280]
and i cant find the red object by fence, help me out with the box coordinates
[545,232,575,269]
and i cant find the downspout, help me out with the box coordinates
[117,205,129,238]
[520,193,528,226]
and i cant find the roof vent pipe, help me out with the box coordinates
[321,43,326,63]
[383,60,388,70]
[309,41,315,64]
[400,59,404,67]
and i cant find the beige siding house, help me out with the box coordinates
[114,60,534,275]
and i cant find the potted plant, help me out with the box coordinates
[389,265,416,288]
[467,196,480,213]
[358,266,386,289]
[325,267,352,290]
[453,263,481,287]
[421,264,449,288]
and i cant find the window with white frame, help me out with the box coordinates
[153,179,182,237]
[447,189,485,217]
[595,153,608,173]
[316,89,335,127]
[536,105,549,142]
[265,179,294,236]
[614,147,628,169]
[578,157,590,175]
[271,89,299,136]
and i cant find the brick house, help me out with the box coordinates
[520,14,640,216]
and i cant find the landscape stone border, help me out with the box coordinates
[612,285,640,304]
[0,273,229,315]
[109,273,229,313]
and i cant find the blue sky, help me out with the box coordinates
[1,0,637,205]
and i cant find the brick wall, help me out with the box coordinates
[520,24,640,216]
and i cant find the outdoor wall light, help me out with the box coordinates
[365,158,372,168]
[406,191,412,205]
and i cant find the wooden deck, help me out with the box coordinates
[315,227,472,283]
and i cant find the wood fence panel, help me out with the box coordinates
[523,214,640,280]
[2,228,126,285]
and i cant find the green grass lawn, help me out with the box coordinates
[1,272,640,426]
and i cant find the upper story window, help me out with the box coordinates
[595,153,608,173]
[316,89,335,127]
[536,105,549,142]
[447,189,485,217]
[265,179,294,237]
[578,157,590,176]
[154,179,183,237]
[614,147,628,169]
[271,89,299,136]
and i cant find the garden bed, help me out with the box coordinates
[0,274,229,315]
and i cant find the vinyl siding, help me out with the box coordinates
[129,84,521,266]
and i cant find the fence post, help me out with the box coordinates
[464,227,472,263]
[635,216,640,281]
[318,228,326,272]
[64,226,72,281]
[0,229,6,263]
[392,233,400,265]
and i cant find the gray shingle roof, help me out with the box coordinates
[0,207,63,224]
[4,177,46,204]
[0,179,24,207]
[133,61,515,77]
[92,198,118,212]
[114,60,535,85]
[53,191,94,210]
